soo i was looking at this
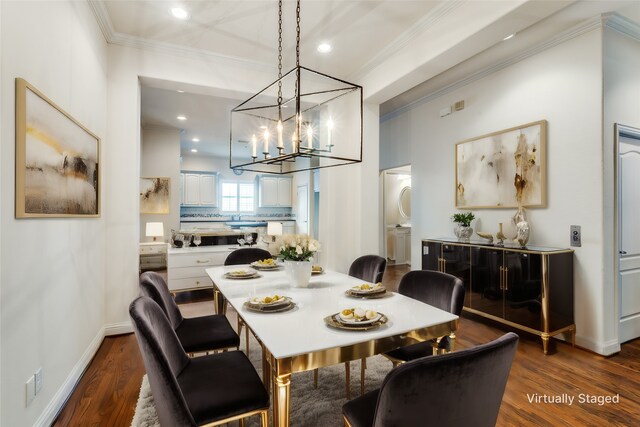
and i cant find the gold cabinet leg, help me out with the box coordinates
[260,410,269,427]
[345,362,351,400]
[542,334,550,355]
[360,358,366,396]
[572,327,576,347]
[273,373,291,427]
[313,368,318,389]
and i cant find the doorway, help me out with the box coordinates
[297,184,309,235]
[616,124,640,343]
[381,165,411,266]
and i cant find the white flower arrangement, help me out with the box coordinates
[277,234,320,261]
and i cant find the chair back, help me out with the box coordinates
[348,255,386,284]
[224,248,272,266]
[129,296,195,427]
[373,332,519,427]
[139,271,184,328]
[398,270,465,316]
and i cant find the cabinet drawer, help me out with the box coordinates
[169,276,212,291]
[169,252,229,268]
[140,244,167,255]
[168,266,209,280]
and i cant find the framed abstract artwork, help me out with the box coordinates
[140,177,170,214]
[455,120,547,209]
[15,78,100,218]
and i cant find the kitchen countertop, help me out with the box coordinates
[180,217,296,223]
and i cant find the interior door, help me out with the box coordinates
[296,185,309,235]
[618,126,640,342]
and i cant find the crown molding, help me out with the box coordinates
[349,0,465,82]
[603,12,640,41]
[380,13,609,123]
[87,0,275,73]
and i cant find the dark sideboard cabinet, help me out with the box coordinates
[422,238,575,354]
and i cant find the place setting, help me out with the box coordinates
[250,258,282,271]
[345,282,389,299]
[243,294,296,313]
[223,268,262,280]
[324,307,388,331]
[311,265,324,275]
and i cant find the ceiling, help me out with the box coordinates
[96,1,640,158]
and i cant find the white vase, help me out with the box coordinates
[284,260,313,288]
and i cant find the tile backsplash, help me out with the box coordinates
[180,206,295,219]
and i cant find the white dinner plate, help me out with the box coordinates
[335,312,383,326]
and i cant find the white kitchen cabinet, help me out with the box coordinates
[282,221,296,235]
[258,176,292,207]
[387,227,411,265]
[181,172,217,206]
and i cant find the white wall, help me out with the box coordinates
[380,122,411,170]
[0,1,107,425]
[319,102,380,272]
[140,126,181,241]
[381,28,611,354]
[181,153,259,183]
[603,26,640,350]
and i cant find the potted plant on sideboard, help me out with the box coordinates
[452,212,475,242]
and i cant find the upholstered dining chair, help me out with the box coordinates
[224,247,273,355]
[139,271,239,355]
[342,332,519,427]
[342,255,387,397]
[224,247,272,266]
[130,296,269,427]
[384,269,464,364]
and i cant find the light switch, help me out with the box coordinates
[570,225,581,247]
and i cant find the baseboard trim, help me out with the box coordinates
[104,320,133,336]
[34,327,106,427]
[575,335,621,356]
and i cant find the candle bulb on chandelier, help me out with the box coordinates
[277,120,283,149]
[306,125,313,149]
[291,131,297,152]
[263,129,270,154]
[327,118,334,148]
[251,134,257,158]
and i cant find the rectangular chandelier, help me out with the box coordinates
[230,66,363,174]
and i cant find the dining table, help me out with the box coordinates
[206,265,459,427]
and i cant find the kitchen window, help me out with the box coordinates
[221,181,255,212]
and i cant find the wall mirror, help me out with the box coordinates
[398,186,411,220]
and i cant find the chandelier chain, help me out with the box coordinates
[296,0,301,68]
[277,0,283,109]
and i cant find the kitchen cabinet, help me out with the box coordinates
[181,172,217,206]
[422,238,575,354]
[258,176,292,207]
[387,227,411,265]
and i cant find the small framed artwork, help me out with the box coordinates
[140,177,170,214]
[455,120,547,209]
[15,78,100,218]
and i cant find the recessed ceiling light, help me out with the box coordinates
[503,33,516,41]
[191,149,198,153]
[317,43,332,53]
[176,90,185,93]
[177,115,186,121]
[170,7,190,20]
[192,137,200,142]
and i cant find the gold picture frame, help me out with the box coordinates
[140,177,170,214]
[15,78,100,218]
[455,120,547,209]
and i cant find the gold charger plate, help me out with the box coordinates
[324,313,388,331]
[250,261,281,271]
[345,289,388,299]
[224,271,261,280]
[243,301,296,313]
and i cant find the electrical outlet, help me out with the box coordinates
[35,368,43,395]
[423,246,429,255]
[25,376,35,406]
[570,225,581,247]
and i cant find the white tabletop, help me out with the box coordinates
[206,265,458,359]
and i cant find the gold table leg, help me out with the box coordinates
[313,369,318,389]
[448,332,456,352]
[360,358,366,396]
[542,333,550,355]
[345,362,351,400]
[214,289,227,315]
[262,346,271,392]
[273,372,291,427]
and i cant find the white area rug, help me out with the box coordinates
[131,331,393,426]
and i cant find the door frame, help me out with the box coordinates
[296,184,309,236]
[614,123,640,344]
[380,165,411,264]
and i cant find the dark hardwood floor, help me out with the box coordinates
[53,265,640,426]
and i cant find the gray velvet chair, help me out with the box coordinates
[348,255,387,284]
[384,270,465,363]
[129,296,269,427]
[343,332,519,427]
[224,248,272,266]
[139,271,239,354]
